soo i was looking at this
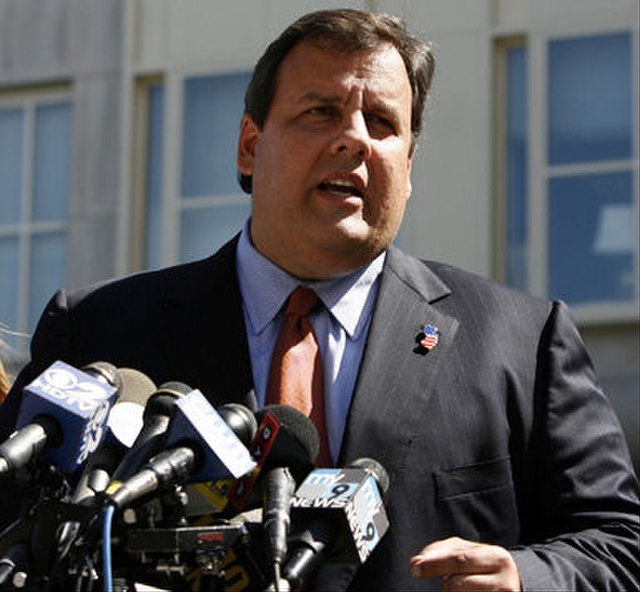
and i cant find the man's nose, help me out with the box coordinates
[330,112,373,161]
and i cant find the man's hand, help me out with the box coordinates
[410,537,521,591]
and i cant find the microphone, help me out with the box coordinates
[70,368,157,504]
[0,543,27,586]
[162,393,258,483]
[282,458,390,591]
[190,403,321,519]
[229,405,320,511]
[264,466,296,592]
[181,407,319,589]
[256,406,319,590]
[107,389,257,509]
[185,403,287,518]
[55,368,158,559]
[109,381,192,483]
[0,361,120,477]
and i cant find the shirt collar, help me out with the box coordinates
[236,220,384,339]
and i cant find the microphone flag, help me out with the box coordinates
[226,408,282,510]
[291,467,389,564]
[15,360,118,474]
[162,389,257,482]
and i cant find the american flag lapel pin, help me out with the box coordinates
[419,324,439,351]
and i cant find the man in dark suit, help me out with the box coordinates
[1,8,638,591]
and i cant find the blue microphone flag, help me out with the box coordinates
[16,360,118,474]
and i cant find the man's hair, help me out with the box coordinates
[238,8,436,193]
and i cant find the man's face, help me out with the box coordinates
[237,41,414,279]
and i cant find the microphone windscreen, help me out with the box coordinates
[117,368,157,405]
[254,405,319,485]
[218,403,258,447]
[349,457,390,497]
[105,369,156,448]
[109,381,192,482]
[257,405,320,463]
[142,381,192,419]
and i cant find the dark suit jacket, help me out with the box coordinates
[1,237,638,590]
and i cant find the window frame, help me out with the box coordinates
[127,67,252,270]
[495,22,639,324]
[0,86,72,347]
[172,67,252,264]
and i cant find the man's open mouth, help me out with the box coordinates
[318,179,365,198]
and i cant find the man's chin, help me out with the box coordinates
[319,236,388,273]
[332,221,393,253]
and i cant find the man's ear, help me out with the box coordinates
[237,115,260,175]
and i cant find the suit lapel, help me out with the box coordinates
[160,236,257,410]
[339,248,459,471]
[153,240,458,447]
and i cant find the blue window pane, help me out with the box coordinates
[180,204,250,262]
[548,172,634,304]
[29,232,67,331]
[0,108,24,224]
[181,72,251,197]
[0,237,20,334]
[33,102,72,221]
[506,46,528,291]
[146,83,165,270]
[548,33,632,165]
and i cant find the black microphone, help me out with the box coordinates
[109,381,192,483]
[256,406,319,591]
[282,458,390,591]
[0,361,121,477]
[107,390,258,509]
[185,405,319,590]
[186,401,317,519]
[56,369,158,558]
[264,466,296,592]
[0,542,27,586]
[229,405,320,511]
[217,403,259,448]
[179,398,264,520]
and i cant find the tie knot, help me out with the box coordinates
[286,287,319,317]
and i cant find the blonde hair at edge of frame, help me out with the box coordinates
[0,358,9,404]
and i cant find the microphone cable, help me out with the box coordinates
[101,504,116,592]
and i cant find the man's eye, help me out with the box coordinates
[365,114,395,134]
[307,106,336,117]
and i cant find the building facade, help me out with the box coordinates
[0,0,638,464]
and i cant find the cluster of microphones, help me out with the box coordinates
[0,361,389,592]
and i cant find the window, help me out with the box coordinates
[0,90,71,350]
[498,30,638,319]
[179,72,252,262]
[134,72,251,270]
[143,80,165,271]
[547,33,635,306]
